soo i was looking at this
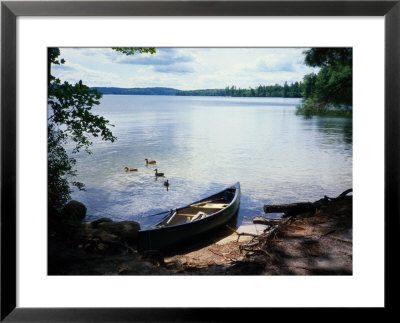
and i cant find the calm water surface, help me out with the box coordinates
[70,95,352,228]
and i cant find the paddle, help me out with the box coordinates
[142,209,172,218]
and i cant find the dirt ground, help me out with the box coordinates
[49,195,352,275]
[159,196,352,275]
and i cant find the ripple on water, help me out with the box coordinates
[72,95,352,227]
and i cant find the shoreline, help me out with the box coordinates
[49,191,352,275]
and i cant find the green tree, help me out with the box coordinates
[297,48,352,117]
[313,63,352,106]
[112,47,157,56]
[304,48,352,69]
[292,81,301,98]
[301,73,317,99]
[48,47,155,209]
[283,81,289,97]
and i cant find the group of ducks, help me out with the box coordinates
[124,158,170,189]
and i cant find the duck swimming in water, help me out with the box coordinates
[125,167,138,172]
[164,179,169,191]
[154,169,164,177]
[145,158,156,165]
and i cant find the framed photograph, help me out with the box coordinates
[1,0,398,320]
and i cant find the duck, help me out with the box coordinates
[125,167,138,172]
[145,158,157,165]
[163,179,169,187]
[154,169,164,177]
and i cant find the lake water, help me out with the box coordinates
[70,95,352,228]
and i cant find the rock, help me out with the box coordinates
[140,250,165,266]
[96,221,141,245]
[62,200,87,222]
[90,217,113,228]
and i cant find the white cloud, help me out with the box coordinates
[52,62,122,87]
[52,48,318,90]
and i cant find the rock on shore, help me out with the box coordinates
[48,196,352,275]
[61,200,87,222]
[48,202,149,274]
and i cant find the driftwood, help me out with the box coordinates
[263,188,352,217]
[264,202,315,215]
[239,189,353,258]
[252,217,283,225]
[242,217,293,252]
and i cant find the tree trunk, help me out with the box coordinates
[263,188,352,217]
[263,202,315,215]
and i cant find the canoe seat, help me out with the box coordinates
[194,203,228,209]
[191,212,206,222]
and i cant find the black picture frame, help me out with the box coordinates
[1,0,398,321]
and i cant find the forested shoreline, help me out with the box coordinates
[92,82,302,98]
[177,82,302,98]
[92,49,352,118]
[295,48,352,117]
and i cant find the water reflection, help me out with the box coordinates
[314,118,353,145]
[71,95,352,227]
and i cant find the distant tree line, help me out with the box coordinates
[175,89,226,96]
[93,82,303,98]
[176,82,302,98]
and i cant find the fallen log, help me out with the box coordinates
[252,217,283,225]
[323,188,353,201]
[263,202,315,215]
[263,188,352,217]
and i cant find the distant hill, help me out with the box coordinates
[92,87,182,96]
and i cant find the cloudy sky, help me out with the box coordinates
[52,48,319,90]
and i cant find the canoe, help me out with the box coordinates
[138,182,241,251]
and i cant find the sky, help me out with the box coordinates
[52,48,319,90]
